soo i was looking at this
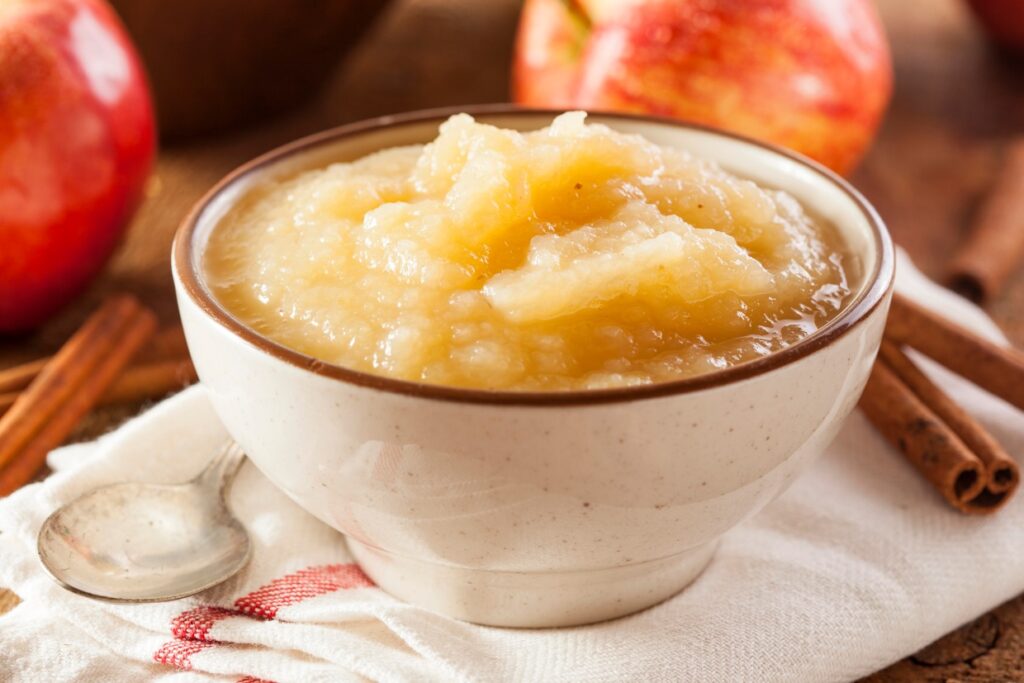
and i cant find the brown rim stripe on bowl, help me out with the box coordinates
[173,105,895,406]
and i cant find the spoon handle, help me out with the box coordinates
[194,441,246,495]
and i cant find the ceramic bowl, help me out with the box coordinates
[172,106,894,627]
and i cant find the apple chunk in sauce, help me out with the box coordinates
[205,112,858,390]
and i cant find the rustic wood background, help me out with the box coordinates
[2,0,1023,678]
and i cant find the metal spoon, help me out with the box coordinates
[37,441,251,602]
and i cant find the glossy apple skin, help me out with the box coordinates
[966,0,1024,52]
[0,0,155,332]
[514,0,893,175]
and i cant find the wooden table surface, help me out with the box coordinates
[2,0,1023,679]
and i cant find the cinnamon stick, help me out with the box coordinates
[947,140,1024,304]
[0,358,196,415]
[886,293,1024,412]
[0,325,186,395]
[859,360,993,513]
[0,296,141,468]
[879,341,1019,495]
[96,358,197,406]
[0,295,157,496]
[0,358,48,396]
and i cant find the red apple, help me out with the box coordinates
[514,0,892,175]
[966,0,1024,52]
[0,0,155,333]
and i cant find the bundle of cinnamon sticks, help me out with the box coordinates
[862,138,1024,514]
[860,293,1024,514]
[0,295,196,496]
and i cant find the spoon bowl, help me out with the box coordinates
[37,442,250,602]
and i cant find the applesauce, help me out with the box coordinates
[204,112,858,391]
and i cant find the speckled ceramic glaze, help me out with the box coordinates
[172,107,895,628]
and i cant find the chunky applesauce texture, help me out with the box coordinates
[205,113,858,390]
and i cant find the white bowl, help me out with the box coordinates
[172,107,894,628]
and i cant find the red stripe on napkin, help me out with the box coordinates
[234,563,374,619]
[154,563,376,671]
[171,605,238,641]
[153,640,216,670]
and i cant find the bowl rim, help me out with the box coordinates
[174,104,895,406]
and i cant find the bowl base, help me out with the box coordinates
[346,538,718,628]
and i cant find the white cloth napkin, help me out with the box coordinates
[2,253,1023,683]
